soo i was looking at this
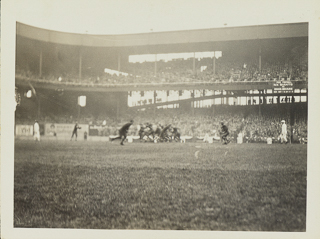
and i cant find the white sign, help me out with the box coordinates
[16,125,33,136]
[273,81,294,93]
[78,96,86,107]
[45,123,89,140]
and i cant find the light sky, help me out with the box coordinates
[13,0,316,35]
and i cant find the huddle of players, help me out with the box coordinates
[69,120,179,145]
[112,120,181,145]
[139,123,181,143]
[66,119,230,145]
[112,120,229,146]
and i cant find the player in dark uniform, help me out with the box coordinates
[219,122,230,145]
[138,123,146,141]
[70,121,81,141]
[172,127,181,142]
[154,124,163,138]
[159,124,172,142]
[111,120,134,145]
[145,122,155,141]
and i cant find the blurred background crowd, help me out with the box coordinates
[16,54,308,86]
[15,106,308,144]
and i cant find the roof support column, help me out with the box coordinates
[213,55,216,76]
[116,93,120,120]
[193,52,196,75]
[226,91,229,105]
[39,47,42,78]
[153,90,157,116]
[259,90,261,116]
[154,54,157,77]
[79,49,82,81]
[118,53,121,72]
[37,95,41,119]
[306,89,308,105]
[77,103,81,120]
[259,45,262,72]
[212,90,215,116]
[191,90,195,116]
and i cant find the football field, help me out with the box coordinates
[14,140,307,231]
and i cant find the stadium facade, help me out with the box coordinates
[15,22,308,126]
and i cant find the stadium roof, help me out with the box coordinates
[17,22,308,50]
[16,21,308,80]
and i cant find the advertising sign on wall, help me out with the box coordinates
[45,123,89,140]
[16,125,33,136]
[88,125,113,136]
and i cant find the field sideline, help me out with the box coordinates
[14,140,307,231]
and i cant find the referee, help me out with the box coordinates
[70,121,81,141]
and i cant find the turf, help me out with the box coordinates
[14,140,307,231]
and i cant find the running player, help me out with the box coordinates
[70,121,81,141]
[111,120,134,145]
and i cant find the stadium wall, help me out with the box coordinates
[15,78,308,93]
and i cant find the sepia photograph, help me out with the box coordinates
[2,0,320,238]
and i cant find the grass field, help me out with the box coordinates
[14,140,307,231]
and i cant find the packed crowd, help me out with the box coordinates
[16,55,308,86]
[126,57,308,83]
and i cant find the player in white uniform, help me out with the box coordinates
[280,120,287,144]
[34,120,40,141]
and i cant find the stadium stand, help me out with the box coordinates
[15,22,308,144]
[16,55,308,85]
